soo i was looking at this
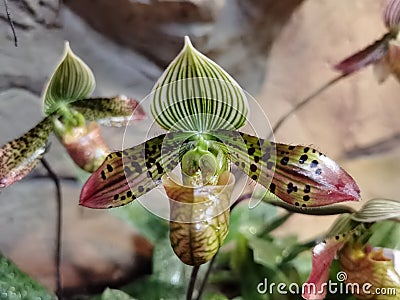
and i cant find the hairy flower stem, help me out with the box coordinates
[270,74,347,138]
[3,0,17,46]
[195,252,218,300]
[187,265,200,300]
[40,158,63,298]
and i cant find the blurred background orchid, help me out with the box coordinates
[303,199,400,300]
[0,42,145,188]
[335,0,400,83]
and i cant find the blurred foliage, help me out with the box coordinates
[0,253,56,300]
[0,201,399,300]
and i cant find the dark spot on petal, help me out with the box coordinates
[310,160,319,168]
[138,186,144,193]
[127,191,132,197]
[267,162,275,170]
[124,166,133,177]
[315,168,322,175]
[299,154,308,164]
[101,170,106,180]
[304,185,311,193]
[303,195,310,201]
[269,183,276,193]
[120,196,126,201]
[248,147,255,156]
[113,194,119,200]
[116,152,122,157]
[107,164,113,172]
[250,164,257,172]
[288,145,295,150]
[131,161,142,173]
[304,147,310,153]
[262,152,271,162]
[295,202,300,206]
[280,157,289,165]
[251,174,258,181]
[254,156,260,163]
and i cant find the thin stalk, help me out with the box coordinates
[3,0,17,46]
[187,265,200,300]
[195,252,217,300]
[270,74,346,138]
[231,193,356,215]
[40,158,63,298]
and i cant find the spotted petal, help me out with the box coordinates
[334,33,391,75]
[0,117,53,188]
[150,36,248,132]
[43,42,95,115]
[80,132,193,208]
[71,96,146,127]
[211,130,361,207]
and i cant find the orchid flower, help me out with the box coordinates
[80,36,360,266]
[0,42,145,188]
[335,0,400,83]
[303,199,400,300]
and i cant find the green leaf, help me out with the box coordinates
[150,36,248,132]
[225,202,278,243]
[0,253,56,300]
[124,276,185,300]
[43,41,95,115]
[101,288,136,300]
[112,201,169,245]
[248,237,284,269]
[202,292,229,300]
[152,236,192,284]
[368,221,400,249]
[352,198,400,223]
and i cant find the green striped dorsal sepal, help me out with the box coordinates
[150,36,248,132]
[43,41,95,115]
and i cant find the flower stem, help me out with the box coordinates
[40,158,63,298]
[187,265,200,300]
[231,192,356,215]
[3,0,17,46]
[195,252,218,300]
[270,74,347,138]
